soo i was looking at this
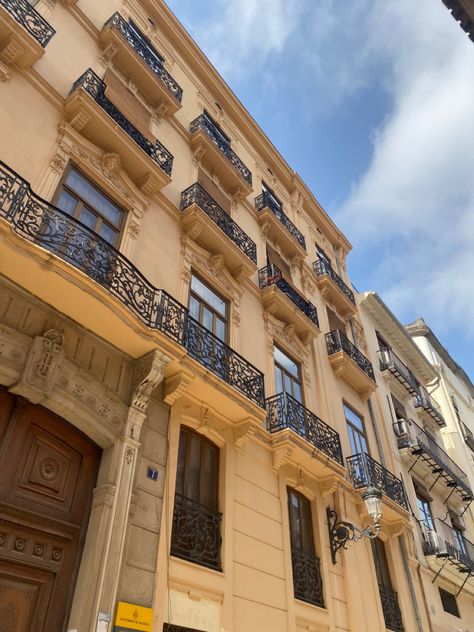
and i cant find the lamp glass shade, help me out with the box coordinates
[362,486,382,522]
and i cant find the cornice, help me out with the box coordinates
[360,291,437,384]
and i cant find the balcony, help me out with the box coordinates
[378,585,404,632]
[266,393,344,473]
[312,259,356,316]
[180,183,257,279]
[0,0,55,70]
[291,548,324,608]
[347,452,408,513]
[65,69,173,194]
[255,191,306,261]
[99,13,182,114]
[259,264,320,343]
[422,518,474,594]
[170,494,221,571]
[190,114,252,194]
[326,330,376,399]
[396,418,472,503]
[461,421,474,452]
[378,348,418,396]
[0,161,266,411]
[414,385,446,427]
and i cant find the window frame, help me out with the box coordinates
[414,482,435,531]
[344,402,369,456]
[287,487,316,556]
[188,272,229,343]
[439,587,460,618]
[274,345,303,404]
[262,181,283,211]
[52,163,126,247]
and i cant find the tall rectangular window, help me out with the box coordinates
[188,274,228,342]
[371,538,404,632]
[344,404,368,455]
[439,588,460,617]
[415,483,434,531]
[171,426,221,570]
[287,488,324,607]
[54,166,125,246]
[274,346,302,403]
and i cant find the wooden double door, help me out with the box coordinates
[0,389,101,631]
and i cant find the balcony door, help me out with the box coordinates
[274,346,302,403]
[171,426,221,570]
[371,538,404,632]
[344,404,368,455]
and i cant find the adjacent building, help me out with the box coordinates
[0,1,472,632]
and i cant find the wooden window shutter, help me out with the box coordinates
[104,70,154,142]
[197,169,231,213]
[266,244,291,280]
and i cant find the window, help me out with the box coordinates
[344,404,368,455]
[287,488,324,607]
[439,588,460,617]
[391,395,407,422]
[326,306,346,335]
[266,243,292,280]
[414,483,434,530]
[262,181,283,211]
[128,19,165,66]
[316,245,331,269]
[274,346,302,403]
[54,166,125,246]
[371,538,404,632]
[189,274,228,342]
[376,331,390,351]
[171,426,221,570]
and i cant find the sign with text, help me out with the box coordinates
[114,602,152,632]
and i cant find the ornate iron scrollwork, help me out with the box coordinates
[255,191,306,249]
[190,114,252,186]
[103,13,183,103]
[181,183,257,263]
[266,392,343,465]
[0,161,265,409]
[170,494,222,571]
[259,264,319,328]
[70,69,174,176]
[325,329,375,382]
[378,585,404,632]
[0,0,55,47]
[291,548,325,607]
[313,259,355,305]
[346,453,408,510]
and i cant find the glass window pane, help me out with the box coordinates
[99,222,117,245]
[344,405,364,431]
[191,275,226,316]
[66,168,123,227]
[184,434,200,501]
[175,431,187,496]
[292,382,302,403]
[275,367,283,394]
[79,207,97,230]
[202,307,213,332]
[288,491,302,548]
[56,191,77,216]
[274,346,299,378]
[189,295,200,320]
[215,318,225,342]
[300,498,315,555]
[200,444,218,510]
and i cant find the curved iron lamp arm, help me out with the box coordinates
[327,507,381,565]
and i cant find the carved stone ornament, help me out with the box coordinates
[10,330,64,404]
[234,421,258,448]
[131,349,171,413]
[264,313,311,386]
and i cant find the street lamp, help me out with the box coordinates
[327,486,383,564]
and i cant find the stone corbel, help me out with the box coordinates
[295,470,315,500]
[126,349,171,439]
[151,100,169,127]
[10,329,64,404]
[318,475,340,498]
[164,368,195,406]
[272,444,293,470]
[234,420,259,448]
[0,60,12,82]
[231,186,245,212]
[192,144,206,169]
[98,42,119,70]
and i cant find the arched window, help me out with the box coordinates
[171,427,221,570]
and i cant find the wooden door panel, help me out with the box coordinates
[0,389,101,632]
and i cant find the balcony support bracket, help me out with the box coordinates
[456,571,472,597]
[431,557,449,584]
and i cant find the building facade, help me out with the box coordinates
[0,2,472,632]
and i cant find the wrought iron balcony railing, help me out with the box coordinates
[0,161,265,408]
[259,264,319,328]
[399,419,472,501]
[378,348,418,395]
[103,13,183,103]
[414,384,445,427]
[190,114,252,186]
[326,330,375,382]
[347,452,408,510]
[70,69,173,176]
[181,183,257,263]
[170,494,221,571]
[422,518,474,574]
[1,0,55,47]
[378,585,404,632]
[312,259,355,305]
[255,191,306,250]
[291,548,325,607]
[266,393,344,466]
[461,421,474,452]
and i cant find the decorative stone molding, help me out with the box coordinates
[264,313,311,387]
[164,368,195,406]
[0,60,12,82]
[10,329,64,404]
[272,444,294,470]
[317,475,340,498]
[234,420,259,448]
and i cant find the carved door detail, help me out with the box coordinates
[0,389,101,632]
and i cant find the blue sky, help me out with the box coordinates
[166,0,474,380]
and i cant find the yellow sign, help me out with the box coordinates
[114,601,153,632]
